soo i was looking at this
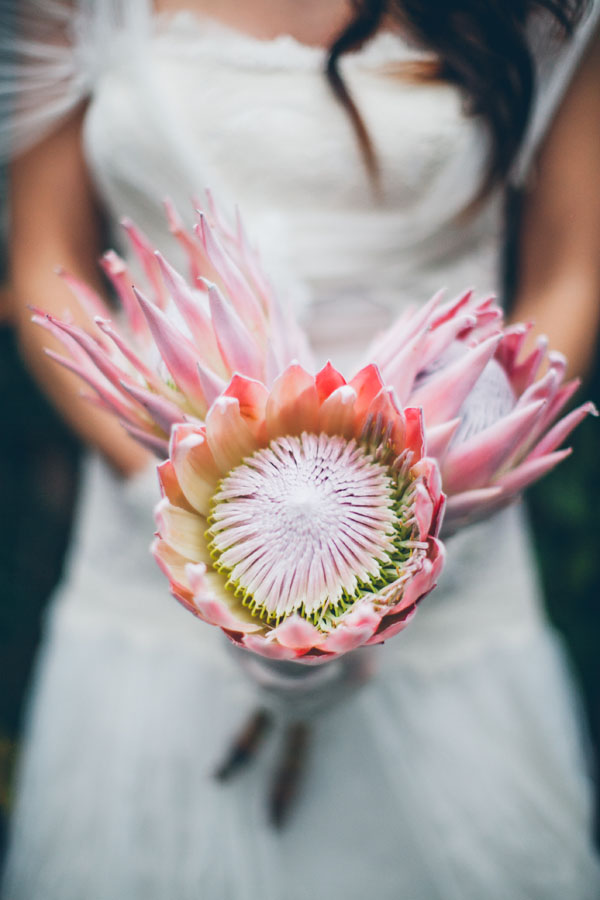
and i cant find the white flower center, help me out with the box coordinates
[208,432,399,622]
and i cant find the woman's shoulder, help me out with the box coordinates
[514,0,600,182]
[0,0,151,163]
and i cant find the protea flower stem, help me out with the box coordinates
[216,644,376,827]
[214,708,273,781]
[269,720,310,829]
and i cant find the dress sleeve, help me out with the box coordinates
[0,0,96,163]
[512,0,600,184]
[0,0,152,164]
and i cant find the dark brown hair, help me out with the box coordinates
[326,0,587,198]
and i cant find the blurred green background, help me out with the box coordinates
[0,187,598,863]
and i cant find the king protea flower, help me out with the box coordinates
[366,290,597,533]
[153,363,445,663]
[35,199,595,661]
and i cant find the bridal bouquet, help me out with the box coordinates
[36,197,595,664]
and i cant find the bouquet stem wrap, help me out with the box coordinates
[231,643,377,720]
[219,644,377,826]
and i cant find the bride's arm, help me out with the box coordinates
[10,106,150,477]
[510,23,600,380]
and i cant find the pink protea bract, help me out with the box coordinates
[32,196,312,457]
[365,290,597,533]
[153,363,445,663]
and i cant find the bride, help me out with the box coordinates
[2,1,600,897]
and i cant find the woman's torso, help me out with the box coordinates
[62,3,544,673]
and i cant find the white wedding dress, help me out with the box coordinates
[2,3,600,898]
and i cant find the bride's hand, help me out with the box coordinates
[9,105,151,478]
